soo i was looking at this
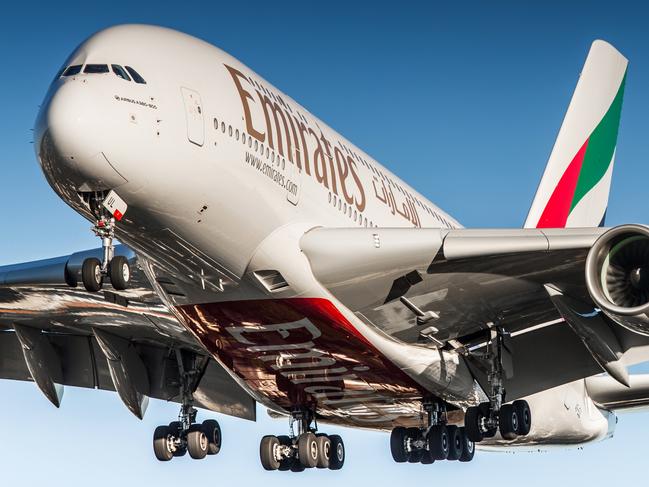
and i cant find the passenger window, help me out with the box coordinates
[125,66,147,84]
[62,65,82,76]
[84,64,109,74]
[111,65,132,81]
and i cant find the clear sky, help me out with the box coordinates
[1,1,648,485]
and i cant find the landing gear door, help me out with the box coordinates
[180,87,204,146]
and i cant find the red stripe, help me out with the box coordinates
[536,138,589,228]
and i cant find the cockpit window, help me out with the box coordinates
[125,66,146,84]
[111,64,132,81]
[62,65,82,76]
[84,64,110,74]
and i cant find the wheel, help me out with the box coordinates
[458,427,475,462]
[446,425,462,461]
[499,404,519,440]
[260,435,281,471]
[479,402,497,438]
[315,434,331,468]
[81,258,103,292]
[297,432,318,468]
[464,406,483,442]
[406,427,422,463]
[428,425,449,460]
[168,422,186,457]
[290,458,306,472]
[420,450,435,464]
[328,434,345,470]
[109,255,130,290]
[202,419,222,455]
[277,436,293,471]
[187,424,209,459]
[153,425,174,461]
[389,426,408,463]
[513,400,531,435]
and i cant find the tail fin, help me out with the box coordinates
[524,40,627,229]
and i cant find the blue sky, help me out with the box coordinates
[1,0,648,485]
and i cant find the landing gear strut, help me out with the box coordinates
[389,401,475,465]
[259,408,345,472]
[153,350,222,462]
[464,326,532,442]
[79,193,131,292]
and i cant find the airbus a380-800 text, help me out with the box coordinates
[2,24,648,471]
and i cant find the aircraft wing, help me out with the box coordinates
[0,245,255,421]
[300,226,649,401]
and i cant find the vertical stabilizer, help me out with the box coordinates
[524,40,627,229]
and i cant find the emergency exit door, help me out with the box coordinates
[181,87,204,146]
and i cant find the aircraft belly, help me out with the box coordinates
[175,297,431,430]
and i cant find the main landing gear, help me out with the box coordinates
[153,350,222,462]
[259,409,345,472]
[464,326,532,442]
[390,402,475,465]
[79,194,131,292]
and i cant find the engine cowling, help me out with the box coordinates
[586,224,649,335]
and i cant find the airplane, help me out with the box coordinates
[1,23,648,472]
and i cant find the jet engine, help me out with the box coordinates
[586,224,649,335]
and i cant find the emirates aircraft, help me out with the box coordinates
[2,24,648,471]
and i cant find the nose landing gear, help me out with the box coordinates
[79,195,131,292]
[259,409,345,472]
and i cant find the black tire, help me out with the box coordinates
[420,450,435,464]
[406,427,422,463]
[428,425,449,460]
[513,400,532,436]
[499,404,519,440]
[277,436,293,471]
[446,425,462,461]
[168,422,185,457]
[153,425,174,461]
[290,458,306,472]
[202,419,222,455]
[479,402,497,438]
[81,258,103,292]
[260,435,281,471]
[389,426,408,463]
[464,406,484,442]
[328,434,345,470]
[187,424,208,459]
[297,432,318,468]
[315,434,331,468]
[458,427,475,462]
[109,255,130,290]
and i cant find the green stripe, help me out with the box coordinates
[570,70,627,212]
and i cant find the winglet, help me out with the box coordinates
[525,40,628,229]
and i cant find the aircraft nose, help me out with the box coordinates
[35,78,127,192]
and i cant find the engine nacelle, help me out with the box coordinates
[586,224,649,335]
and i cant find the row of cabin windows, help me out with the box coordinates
[58,64,147,84]
[332,139,455,228]
[328,192,375,228]
[212,116,455,229]
[214,117,287,170]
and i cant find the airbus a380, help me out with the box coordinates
[2,24,649,471]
